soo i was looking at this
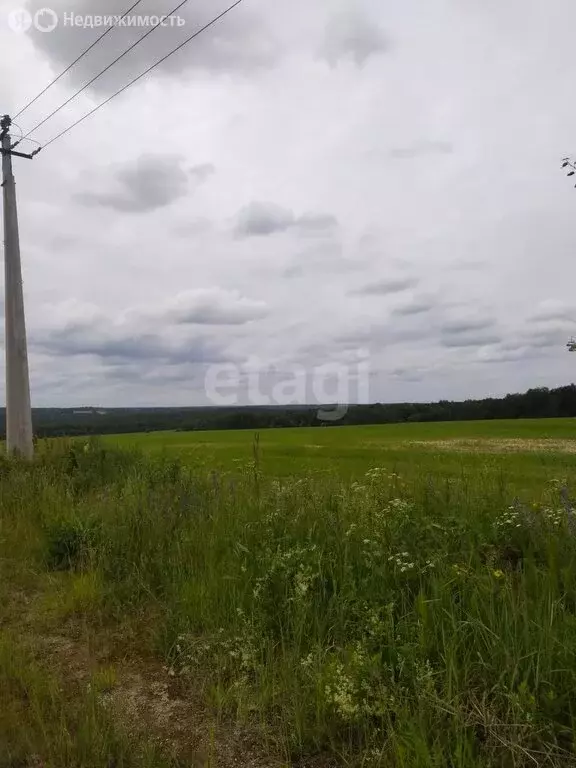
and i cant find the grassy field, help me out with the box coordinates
[2,419,576,766]
[107,418,576,498]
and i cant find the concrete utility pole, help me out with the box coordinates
[1,115,33,458]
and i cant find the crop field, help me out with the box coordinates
[2,418,576,767]
[107,417,576,498]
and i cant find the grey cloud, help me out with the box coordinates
[479,351,529,365]
[520,305,575,349]
[49,234,78,251]
[389,141,453,160]
[235,201,337,238]
[173,217,213,238]
[321,9,389,67]
[442,334,501,349]
[335,324,428,348]
[392,300,435,317]
[441,318,495,335]
[471,327,566,363]
[448,260,487,271]
[23,0,278,97]
[236,201,294,236]
[8,0,576,408]
[390,368,424,383]
[189,163,216,182]
[528,303,576,324]
[32,324,225,366]
[28,290,261,370]
[283,265,304,279]
[103,361,206,386]
[498,341,530,353]
[297,213,339,233]
[477,344,548,365]
[282,241,366,279]
[349,277,418,296]
[520,329,565,349]
[76,154,200,213]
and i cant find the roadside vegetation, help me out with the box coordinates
[2,436,576,766]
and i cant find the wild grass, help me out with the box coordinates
[105,419,576,491]
[1,436,576,766]
[0,628,173,768]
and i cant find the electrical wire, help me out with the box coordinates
[14,0,148,120]
[21,0,191,142]
[15,136,43,149]
[10,121,42,149]
[6,120,41,152]
[10,121,23,141]
[40,0,244,151]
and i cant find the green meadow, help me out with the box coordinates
[2,418,576,767]
[107,418,576,497]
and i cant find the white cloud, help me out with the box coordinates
[320,7,389,67]
[0,0,575,406]
[159,288,268,325]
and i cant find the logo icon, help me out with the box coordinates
[7,7,58,33]
[34,8,58,32]
[7,8,33,33]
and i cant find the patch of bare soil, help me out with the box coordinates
[108,664,283,767]
[36,631,287,767]
[403,438,576,454]
[3,578,333,767]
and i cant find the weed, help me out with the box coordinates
[1,435,576,766]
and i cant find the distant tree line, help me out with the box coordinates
[0,384,574,439]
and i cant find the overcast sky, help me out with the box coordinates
[1,0,576,407]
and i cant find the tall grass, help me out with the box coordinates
[1,438,576,766]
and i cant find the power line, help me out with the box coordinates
[21,0,191,142]
[13,0,147,120]
[10,120,23,141]
[40,0,244,151]
[9,120,42,149]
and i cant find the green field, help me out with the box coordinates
[106,418,576,498]
[3,419,576,767]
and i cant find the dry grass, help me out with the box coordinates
[402,438,576,453]
[3,588,287,768]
